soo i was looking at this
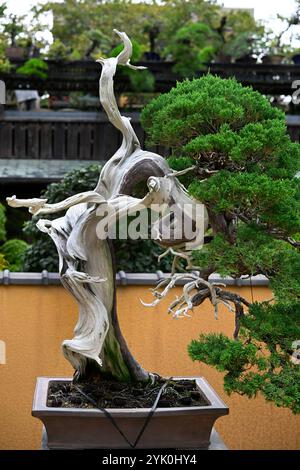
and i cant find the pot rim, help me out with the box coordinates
[32,376,229,418]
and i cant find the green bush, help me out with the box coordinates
[141,74,300,412]
[0,203,7,242]
[47,39,70,61]
[0,39,10,73]
[128,70,155,93]
[23,164,172,273]
[0,203,29,271]
[17,58,48,79]
[164,22,218,77]
[0,253,7,270]
[1,239,28,272]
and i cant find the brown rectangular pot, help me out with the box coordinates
[32,376,229,449]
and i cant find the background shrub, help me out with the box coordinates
[1,239,28,272]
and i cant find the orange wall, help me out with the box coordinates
[0,284,299,450]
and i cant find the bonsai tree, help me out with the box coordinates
[7,30,204,384]
[257,3,300,63]
[16,58,48,79]
[217,11,264,62]
[164,22,218,77]
[2,13,25,47]
[85,29,111,59]
[141,75,300,413]
[7,31,300,414]
[219,32,256,62]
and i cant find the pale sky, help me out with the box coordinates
[218,0,299,40]
[3,0,300,44]
[218,0,297,21]
[4,0,298,19]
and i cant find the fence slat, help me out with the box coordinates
[80,124,92,159]
[40,123,52,159]
[132,120,144,146]
[66,123,79,159]
[53,122,65,159]
[93,122,103,160]
[101,122,119,161]
[14,122,26,157]
[27,123,39,159]
[287,126,300,143]
[0,122,12,157]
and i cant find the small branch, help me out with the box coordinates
[7,191,105,215]
[287,237,300,250]
[168,166,196,177]
[142,268,250,338]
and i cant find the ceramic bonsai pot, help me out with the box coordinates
[235,55,257,64]
[32,376,228,449]
[5,46,25,59]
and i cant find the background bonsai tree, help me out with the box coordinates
[34,0,263,64]
[141,75,300,413]
[16,58,48,79]
[164,22,217,77]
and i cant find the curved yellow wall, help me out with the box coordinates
[0,284,299,449]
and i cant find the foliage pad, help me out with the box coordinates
[141,74,300,412]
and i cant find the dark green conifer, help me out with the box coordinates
[142,75,300,413]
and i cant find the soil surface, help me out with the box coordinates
[47,377,209,409]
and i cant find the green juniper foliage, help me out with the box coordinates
[141,74,300,413]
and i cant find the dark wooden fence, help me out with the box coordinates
[0,111,300,162]
[286,115,300,142]
[0,111,167,161]
[2,59,300,162]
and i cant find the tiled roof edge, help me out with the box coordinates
[0,270,269,286]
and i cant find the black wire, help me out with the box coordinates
[73,377,172,449]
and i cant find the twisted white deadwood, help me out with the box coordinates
[7,30,208,382]
[141,273,231,319]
